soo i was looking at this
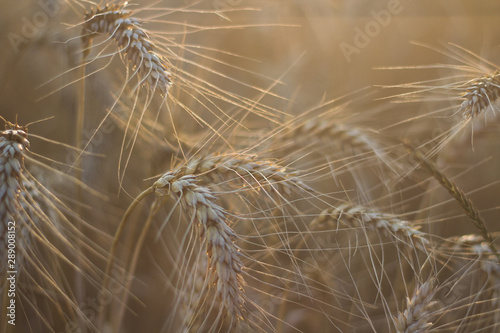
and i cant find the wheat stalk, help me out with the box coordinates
[154,173,246,326]
[82,3,172,93]
[395,279,438,333]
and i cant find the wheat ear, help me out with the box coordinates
[310,203,429,250]
[174,153,309,195]
[154,173,245,325]
[443,234,500,307]
[405,141,499,260]
[281,119,381,152]
[82,3,172,93]
[101,170,248,329]
[459,71,500,120]
[0,121,30,269]
[276,118,400,169]
[395,279,438,333]
[0,120,29,332]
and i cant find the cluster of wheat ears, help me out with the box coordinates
[1,0,500,332]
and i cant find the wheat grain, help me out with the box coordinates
[14,177,42,272]
[154,173,245,326]
[180,257,208,333]
[395,279,438,333]
[82,3,172,93]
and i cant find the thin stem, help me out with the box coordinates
[113,198,162,333]
[74,60,87,332]
[97,187,154,329]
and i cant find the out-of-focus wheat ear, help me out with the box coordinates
[280,119,379,154]
[177,153,311,195]
[459,71,500,120]
[82,3,172,93]
[405,141,499,260]
[310,203,430,251]
[154,173,246,327]
[395,279,438,333]
[441,234,500,317]
[276,118,402,173]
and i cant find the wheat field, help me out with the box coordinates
[1,0,500,332]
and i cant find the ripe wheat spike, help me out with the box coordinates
[82,3,172,93]
[310,202,430,251]
[459,71,500,120]
[154,173,246,327]
[395,279,438,333]
[173,152,310,195]
[0,120,30,275]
